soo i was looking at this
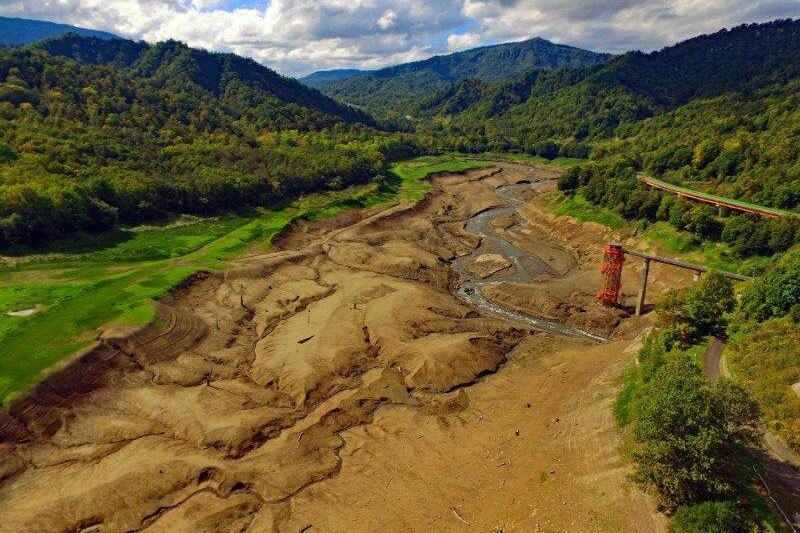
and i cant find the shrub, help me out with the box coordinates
[669,501,750,533]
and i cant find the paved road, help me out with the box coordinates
[703,337,724,379]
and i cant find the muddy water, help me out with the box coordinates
[451,181,607,343]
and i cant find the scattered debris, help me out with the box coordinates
[451,507,470,526]
[298,335,315,344]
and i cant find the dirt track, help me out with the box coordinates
[0,164,667,532]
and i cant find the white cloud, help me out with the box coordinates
[377,9,397,30]
[459,0,800,54]
[1,0,798,76]
[447,32,483,52]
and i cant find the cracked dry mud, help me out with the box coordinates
[0,163,667,532]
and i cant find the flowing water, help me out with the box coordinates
[450,181,606,343]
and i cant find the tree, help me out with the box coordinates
[682,271,735,333]
[657,271,735,345]
[631,357,760,507]
[739,249,800,321]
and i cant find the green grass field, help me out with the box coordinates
[543,192,629,230]
[0,156,489,404]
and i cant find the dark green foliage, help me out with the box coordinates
[657,271,735,346]
[35,35,374,125]
[631,356,759,507]
[738,249,800,322]
[562,152,800,258]
[37,33,149,68]
[414,19,800,186]
[300,69,366,87]
[669,501,751,533]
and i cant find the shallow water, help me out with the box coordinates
[450,181,606,343]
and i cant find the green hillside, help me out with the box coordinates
[0,35,413,249]
[425,20,800,141]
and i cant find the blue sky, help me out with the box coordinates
[1,0,799,76]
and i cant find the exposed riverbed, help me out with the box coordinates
[450,180,606,343]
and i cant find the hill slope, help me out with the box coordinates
[0,16,119,45]
[300,69,366,87]
[314,37,612,121]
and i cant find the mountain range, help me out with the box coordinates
[0,16,120,45]
[1,16,800,249]
[302,37,613,121]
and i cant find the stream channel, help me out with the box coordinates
[450,181,607,343]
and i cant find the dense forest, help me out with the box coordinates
[3,21,800,252]
[551,22,800,258]
[419,20,800,150]
[0,35,418,247]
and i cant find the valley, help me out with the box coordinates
[0,162,675,532]
[1,12,800,532]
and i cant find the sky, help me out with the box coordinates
[1,0,799,77]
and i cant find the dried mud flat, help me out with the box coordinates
[0,164,667,532]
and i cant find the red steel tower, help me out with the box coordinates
[597,243,625,306]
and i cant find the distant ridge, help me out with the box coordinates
[310,37,612,119]
[33,33,375,126]
[0,16,120,45]
[300,69,367,87]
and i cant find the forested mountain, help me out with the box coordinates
[35,34,374,125]
[427,20,800,148]
[0,35,415,247]
[540,20,800,260]
[314,37,612,122]
[300,69,366,87]
[0,16,119,45]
